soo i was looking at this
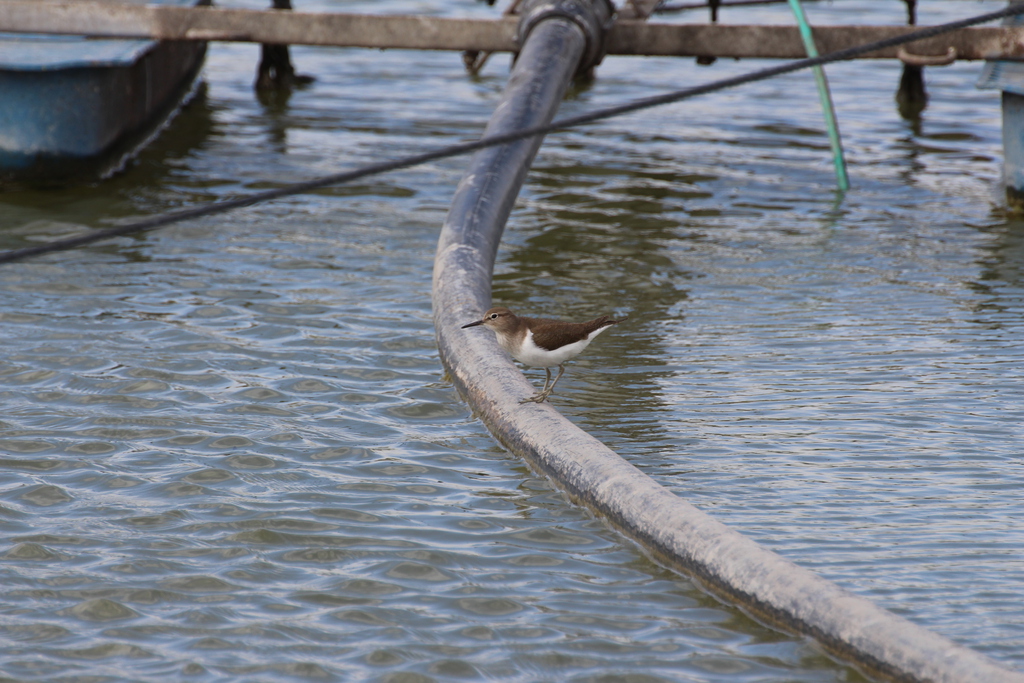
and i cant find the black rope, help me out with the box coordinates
[655,0,808,14]
[2,4,1021,266]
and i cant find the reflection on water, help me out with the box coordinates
[1,0,1022,679]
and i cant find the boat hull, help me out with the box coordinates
[0,19,207,183]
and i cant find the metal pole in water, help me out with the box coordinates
[254,0,314,91]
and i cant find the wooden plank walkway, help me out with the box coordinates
[2,1,1024,60]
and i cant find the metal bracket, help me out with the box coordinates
[516,0,615,74]
[897,46,957,67]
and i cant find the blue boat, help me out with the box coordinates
[0,0,207,184]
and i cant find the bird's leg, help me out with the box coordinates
[520,365,565,404]
[546,365,565,394]
[540,367,553,393]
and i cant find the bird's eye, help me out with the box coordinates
[490,313,498,319]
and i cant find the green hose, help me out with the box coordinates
[787,0,850,192]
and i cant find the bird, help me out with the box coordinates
[461,306,626,403]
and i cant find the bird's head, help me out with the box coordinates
[461,307,517,333]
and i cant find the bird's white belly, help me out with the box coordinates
[513,329,599,367]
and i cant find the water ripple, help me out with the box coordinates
[1,0,1021,680]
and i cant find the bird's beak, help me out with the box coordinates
[461,318,485,329]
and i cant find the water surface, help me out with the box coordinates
[0,0,1021,680]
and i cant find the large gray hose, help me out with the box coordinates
[431,2,1023,681]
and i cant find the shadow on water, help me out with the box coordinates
[254,74,318,154]
[971,216,1024,304]
[110,84,220,191]
[257,87,294,156]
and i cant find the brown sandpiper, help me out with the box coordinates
[461,306,626,403]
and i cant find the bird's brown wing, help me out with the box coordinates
[525,315,618,351]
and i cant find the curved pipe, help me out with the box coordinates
[431,5,1023,682]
